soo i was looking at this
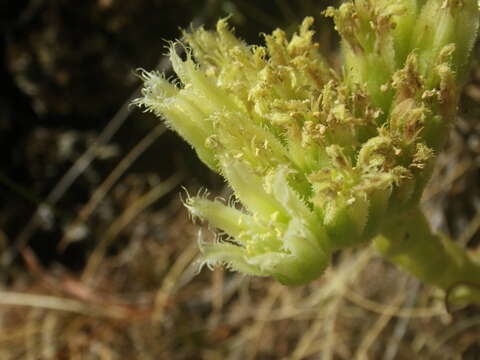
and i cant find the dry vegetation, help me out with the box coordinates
[1,0,480,359]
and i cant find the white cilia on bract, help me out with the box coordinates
[137,0,480,304]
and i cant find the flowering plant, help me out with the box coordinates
[137,0,480,304]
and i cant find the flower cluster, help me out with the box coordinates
[136,0,478,285]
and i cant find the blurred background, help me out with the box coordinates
[1,0,480,358]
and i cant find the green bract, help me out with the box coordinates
[136,0,480,294]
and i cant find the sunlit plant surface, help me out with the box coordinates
[137,0,480,304]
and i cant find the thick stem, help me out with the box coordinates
[374,207,480,305]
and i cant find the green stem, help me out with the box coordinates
[373,207,480,305]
